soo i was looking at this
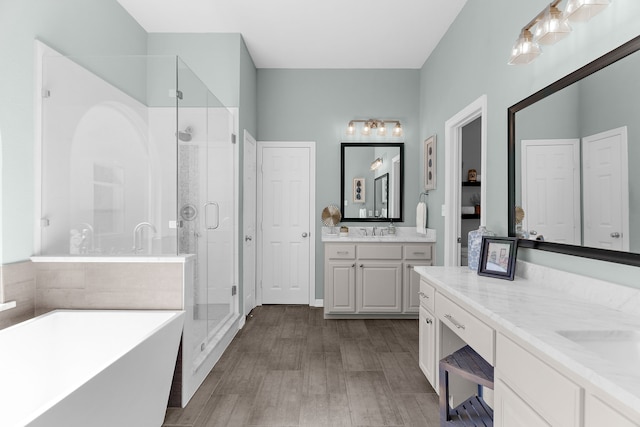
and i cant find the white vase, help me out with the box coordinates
[468,226,495,271]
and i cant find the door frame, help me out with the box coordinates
[256,141,317,306]
[444,95,488,266]
[242,130,257,317]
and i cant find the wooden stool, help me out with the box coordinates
[439,345,494,426]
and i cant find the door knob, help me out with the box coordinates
[245,235,252,241]
[302,232,308,237]
[611,232,621,238]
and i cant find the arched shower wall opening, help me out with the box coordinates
[35,43,239,405]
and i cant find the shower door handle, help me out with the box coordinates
[204,202,220,230]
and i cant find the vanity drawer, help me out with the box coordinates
[419,279,435,312]
[357,244,402,260]
[496,333,580,427]
[325,244,356,259]
[435,293,494,365]
[404,244,433,260]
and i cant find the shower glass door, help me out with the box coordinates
[177,59,235,370]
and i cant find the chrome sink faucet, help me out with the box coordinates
[133,222,157,254]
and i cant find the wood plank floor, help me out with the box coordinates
[163,305,439,427]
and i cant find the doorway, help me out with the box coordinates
[444,95,488,266]
[257,142,316,305]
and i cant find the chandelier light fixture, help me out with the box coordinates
[346,119,403,137]
[508,0,611,65]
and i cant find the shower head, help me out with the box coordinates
[177,126,193,142]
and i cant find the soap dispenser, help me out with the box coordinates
[388,221,396,235]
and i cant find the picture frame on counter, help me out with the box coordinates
[477,236,518,280]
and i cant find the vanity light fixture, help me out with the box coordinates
[370,157,383,171]
[345,119,403,137]
[534,4,571,45]
[565,0,611,22]
[508,0,611,65]
[508,29,542,65]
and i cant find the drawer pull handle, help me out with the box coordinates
[351,264,356,268]
[413,251,426,255]
[444,314,465,330]
[407,264,413,269]
[425,318,433,325]
[418,291,429,299]
[337,251,350,255]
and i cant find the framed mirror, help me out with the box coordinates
[340,143,403,222]
[508,35,640,267]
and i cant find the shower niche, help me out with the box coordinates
[36,42,238,406]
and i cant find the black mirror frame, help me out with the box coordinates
[340,142,404,223]
[508,35,640,267]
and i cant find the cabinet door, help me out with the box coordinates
[419,306,436,389]
[494,379,550,427]
[357,262,402,313]
[585,393,639,427]
[404,261,432,313]
[325,261,356,313]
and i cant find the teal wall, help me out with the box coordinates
[257,69,420,299]
[147,33,241,108]
[0,0,147,264]
[420,0,640,288]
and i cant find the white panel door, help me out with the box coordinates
[260,145,311,304]
[583,127,629,251]
[243,130,257,315]
[521,139,581,244]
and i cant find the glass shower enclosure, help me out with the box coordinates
[37,48,237,404]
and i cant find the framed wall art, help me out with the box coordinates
[353,177,365,203]
[424,135,437,190]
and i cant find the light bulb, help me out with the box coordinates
[393,123,403,136]
[362,123,371,136]
[534,5,571,45]
[377,122,387,136]
[347,122,355,135]
[508,29,542,65]
[565,0,611,22]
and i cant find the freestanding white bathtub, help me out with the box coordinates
[0,309,184,427]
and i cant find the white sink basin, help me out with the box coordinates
[557,330,640,377]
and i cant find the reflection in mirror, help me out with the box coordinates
[374,173,389,219]
[341,143,403,222]
[508,35,640,267]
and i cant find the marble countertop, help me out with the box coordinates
[414,264,640,414]
[322,226,436,243]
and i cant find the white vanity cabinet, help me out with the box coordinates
[495,333,581,427]
[584,393,639,427]
[324,241,434,317]
[414,266,640,427]
[418,279,437,388]
[403,244,434,313]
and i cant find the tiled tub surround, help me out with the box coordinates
[31,256,186,314]
[0,256,187,330]
[415,261,640,424]
[0,261,36,329]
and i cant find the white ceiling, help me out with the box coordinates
[116,0,467,69]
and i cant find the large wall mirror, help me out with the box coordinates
[508,35,640,267]
[340,142,404,222]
